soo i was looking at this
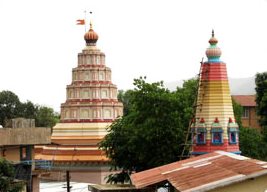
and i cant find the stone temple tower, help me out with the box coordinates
[191,31,240,155]
[35,22,123,183]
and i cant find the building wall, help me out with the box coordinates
[0,147,20,161]
[208,175,267,192]
[41,170,112,184]
[242,106,261,130]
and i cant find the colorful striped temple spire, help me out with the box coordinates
[191,31,240,155]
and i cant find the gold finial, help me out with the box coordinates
[212,29,214,37]
[90,21,93,29]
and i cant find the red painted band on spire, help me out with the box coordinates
[200,63,229,80]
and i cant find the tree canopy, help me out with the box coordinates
[232,82,267,161]
[0,90,59,127]
[255,72,267,135]
[100,77,198,183]
[0,91,21,126]
[239,127,267,161]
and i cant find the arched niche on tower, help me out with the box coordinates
[101,89,108,99]
[103,108,112,119]
[228,118,239,144]
[210,118,224,145]
[194,119,207,145]
[81,109,89,119]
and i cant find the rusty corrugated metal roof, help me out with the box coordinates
[131,151,267,192]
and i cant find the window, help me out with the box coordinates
[242,107,249,118]
[20,146,31,161]
[211,128,223,144]
[196,128,207,144]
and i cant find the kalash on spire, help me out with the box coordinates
[191,30,241,155]
[35,20,123,184]
[84,21,99,46]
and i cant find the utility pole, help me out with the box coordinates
[66,170,70,192]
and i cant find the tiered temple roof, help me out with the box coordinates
[35,22,123,167]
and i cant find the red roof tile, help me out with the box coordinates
[232,95,256,107]
[131,151,267,192]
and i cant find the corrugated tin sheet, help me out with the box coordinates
[131,151,267,192]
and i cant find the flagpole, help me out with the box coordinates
[84,10,87,32]
[89,11,92,28]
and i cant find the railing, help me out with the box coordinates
[20,160,53,170]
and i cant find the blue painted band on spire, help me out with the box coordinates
[208,57,221,62]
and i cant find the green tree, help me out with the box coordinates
[0,91,21,126]
[255,72,267,136]
[100,77,197,183]
[239,127,267,161]
[0,158,23,192]
[35,105,59,128]
[0,90,59,128]
[232,98,243,128]
[17,101,37,119]
[117,90,134,116]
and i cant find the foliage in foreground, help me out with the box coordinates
[0,158,24,192]
[233,92,267,161]
[239,127,267,161]
[100,77,198,183]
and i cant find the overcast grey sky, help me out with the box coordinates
[0,0,266,111]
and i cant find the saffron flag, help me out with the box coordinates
[76,19,85,25]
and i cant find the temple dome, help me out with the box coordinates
[84,22,98,45]
[205,30,221,62]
